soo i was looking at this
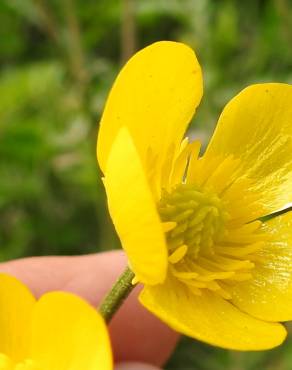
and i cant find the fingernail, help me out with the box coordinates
[115,362,162,370]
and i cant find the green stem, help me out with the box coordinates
[99,267,136,323]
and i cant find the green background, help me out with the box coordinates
[1,0,292,368]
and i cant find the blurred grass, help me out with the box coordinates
[1,0,292,369]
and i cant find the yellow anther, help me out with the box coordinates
[228,273,253,281]
[196,271,235,282]
[171,270,199,280]
[215,242,265,258]
[162,222,177,233]
[168,245,188,264]
[216,288,232,300]
[188,286,202,296]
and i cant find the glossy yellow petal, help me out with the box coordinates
[205,83,292,216]
[229,211,292,322]
[97,41,203,188]
[103,128,167,285]
[30,292,112,370]
[140,274,286,350]
[0,273,35,361]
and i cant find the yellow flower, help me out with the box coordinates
[97,41,292,350]
[0,273,112,369]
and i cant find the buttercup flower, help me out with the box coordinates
[0,273,112,369]
[97,41,292,350]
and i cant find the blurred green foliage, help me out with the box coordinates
[1,0,292,369]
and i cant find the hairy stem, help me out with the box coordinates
[99,267,136,323]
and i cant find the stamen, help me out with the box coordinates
[170,139,201,186]
[170,223,189,238]
[228,273,253,281]
[158,179,265,299]
[162,221,177,232]
[172,209,194,223]
[223,232,268,244]
[215,242,265,257]
[228,220,262,234]
[188,286,202,296]
[200,256,255,271]
[206,281,221,291]
[185,280,207,288]
[216,288,232,300]
[171,270,199,279]
[204,156,240,194]
[168,245,188,264]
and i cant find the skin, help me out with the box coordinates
[0,250,179,369]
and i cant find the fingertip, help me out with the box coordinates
[0,251,179,366]
[110,284,179,365]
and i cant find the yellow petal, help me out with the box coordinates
[30,292,112,370]
[228,211,292,322]
[97,41,203,189]
[0,274,36,361]
[205,83,292,216]
[140,274,286,350]
[103,127,167,285]
[0,354,13,368]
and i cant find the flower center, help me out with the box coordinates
[159,184,229,258]
[158,183,266,299]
